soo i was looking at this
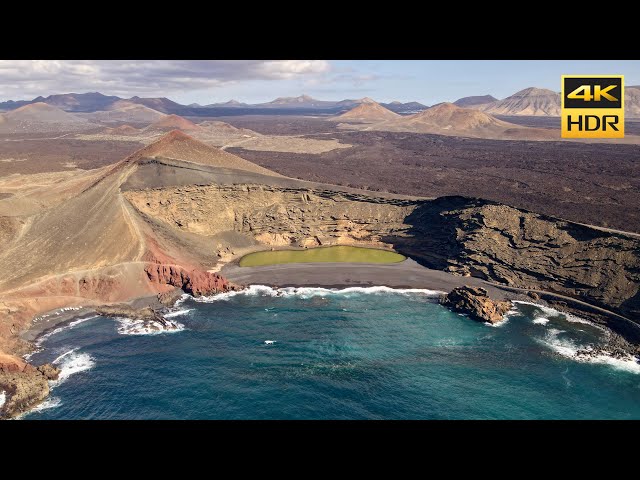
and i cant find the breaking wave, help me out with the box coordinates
[164,308,193,318]
[19,348,96,418]
[173,293,192,306]
[194,284,444,302]
[28,396,62,414]
[35,315,99,347]
[533,317,550,325]
[52,348,96,384]
[115,317,185,336]
[513,300,596,326]
[539,328,640,374]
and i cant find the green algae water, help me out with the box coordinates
[22,286,640,420]
[239,246,406,267]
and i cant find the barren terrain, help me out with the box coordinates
[229,129,640,233]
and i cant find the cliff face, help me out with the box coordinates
[144,264,231,296]
[125,185,417,250]
[395,197,640,321]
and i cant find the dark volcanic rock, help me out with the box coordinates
[393,196,640,332]
[97,304,167,324]
[441,286,512,324]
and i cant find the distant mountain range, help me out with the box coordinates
[201,95,428,113]
[2,87,639,118]
[0,93,428,117]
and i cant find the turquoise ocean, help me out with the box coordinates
[18,286,640,420]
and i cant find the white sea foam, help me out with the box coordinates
[164,308,193,318]
[513,300,594,326]
[17,348,96,417]
[35,315,99,346]
[115,317,185,336]
[538,328,640,374]
[541,328,576,357]
[52,348,96,384]
[194,284,444,302]
[0,390,5,409]
[17,397,62,418]
[31,396,62,412]
[23,347,43,362]
[533,317,550,325]
[173,293,192,307]
[485,320,508,327]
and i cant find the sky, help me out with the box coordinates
[1,60,639,105]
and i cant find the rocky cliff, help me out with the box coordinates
[395,196,640,325]
[0,361,60,419]
[440,286,512,324]
[125,184,416,250]
[144,263,232,296]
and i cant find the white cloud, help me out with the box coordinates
[0,60,332,100]
[256,60,330,79]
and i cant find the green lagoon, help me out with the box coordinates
[239,245,406,267]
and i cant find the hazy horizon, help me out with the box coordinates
[1,60,639,105]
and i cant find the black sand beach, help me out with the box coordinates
[221,259,509,298]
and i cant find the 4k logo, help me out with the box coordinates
[561,75,624,138]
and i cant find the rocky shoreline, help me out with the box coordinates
[0,284,229,420]
[3,271,639,420]
[0,361,60,419]
[438,284,640,359]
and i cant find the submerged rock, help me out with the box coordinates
[96,304,181,333]
[440,286,512,324]
[97,305,168,324]
[0,362,60,419]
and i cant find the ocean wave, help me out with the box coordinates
[35,315,99,346]
[164,308,193,318]
[16,348,95,418]
[16,396,63,419]
[173,293,192,307]
[539,328,640,374]
[52,348,96,384]
[485,318,509,328]
[0,390,5,410]
[194,284,445,302]
[22,347,43,362]
[513,300,594,326]
[115,317,185,336]
[533,317,550,325]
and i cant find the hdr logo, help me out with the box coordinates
[561,75,624,138]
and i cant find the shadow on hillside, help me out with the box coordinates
[381,196,483,270]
